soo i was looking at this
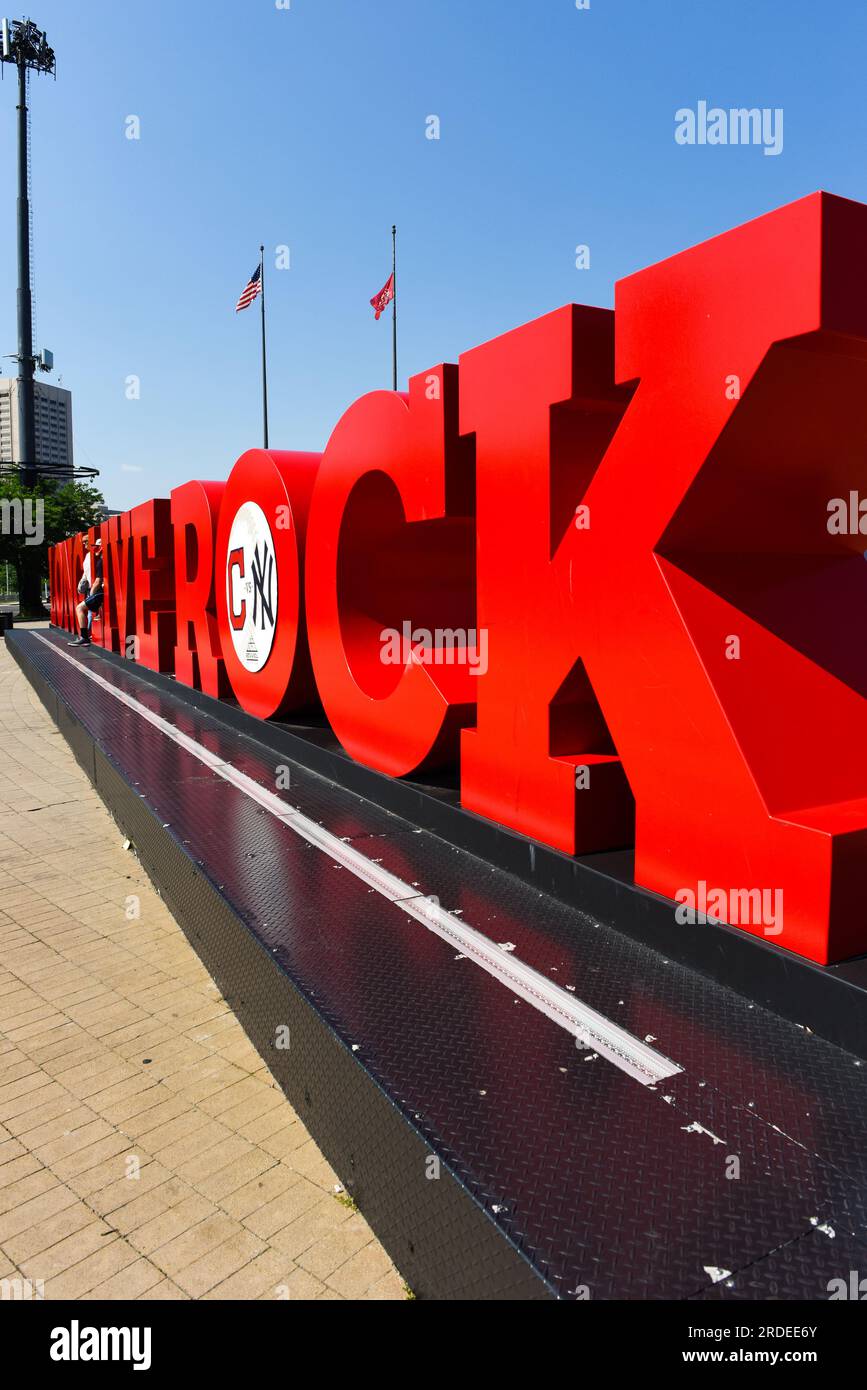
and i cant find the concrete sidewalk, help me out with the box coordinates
[0,630,405,1301]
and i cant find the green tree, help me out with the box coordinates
[0,475,105,620]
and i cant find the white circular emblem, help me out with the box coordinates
[226,500,278,672]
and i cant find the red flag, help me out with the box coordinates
[370,273,395,320]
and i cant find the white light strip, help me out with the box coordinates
[34,634,683,1085]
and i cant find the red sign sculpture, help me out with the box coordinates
[305,364,476,775]
[48,192,867,966]
[171,480,229,699]
[214,447,320,720]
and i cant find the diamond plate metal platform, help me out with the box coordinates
[7,627,867,1301]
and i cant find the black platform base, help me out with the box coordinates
[30,627,867,1060]
[8,627,867,1301]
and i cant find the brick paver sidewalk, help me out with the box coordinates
[0,630,404,1301]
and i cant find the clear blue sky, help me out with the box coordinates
[1,0,865,509]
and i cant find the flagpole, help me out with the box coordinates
[260,245,269,449]
[391,224,397,391]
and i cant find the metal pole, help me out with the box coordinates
[260,245,269,449]
[16,54,35,486]
[391,224,397,392]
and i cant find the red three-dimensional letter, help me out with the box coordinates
[215,448,320,720]
[69,534,86,633]
[130,499,176,673]
[49,538,75,632]
[462,192,867,963]
[103,511,135,655]
[171,481,229,698]
[305,367,476,776]
[64,537,80,633]
[593,191,867,963]
[83,525,107,648]
[459,306,635,852]
[47,544,60,627]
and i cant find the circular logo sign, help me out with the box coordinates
[225,500,278,673]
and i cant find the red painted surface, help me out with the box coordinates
[305,366,476,776]
[46,192,867,964]
[130,499,176,673]
[171,480,229,698]
[102,510,136,656]
[459,303,634,855]
[214,447,320,720]
[49,535,78,633]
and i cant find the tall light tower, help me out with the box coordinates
[1,16,55,488]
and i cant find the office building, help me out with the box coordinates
[0,377,74,479]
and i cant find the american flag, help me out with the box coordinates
[235,263,262,312]
[370,272,395,320]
